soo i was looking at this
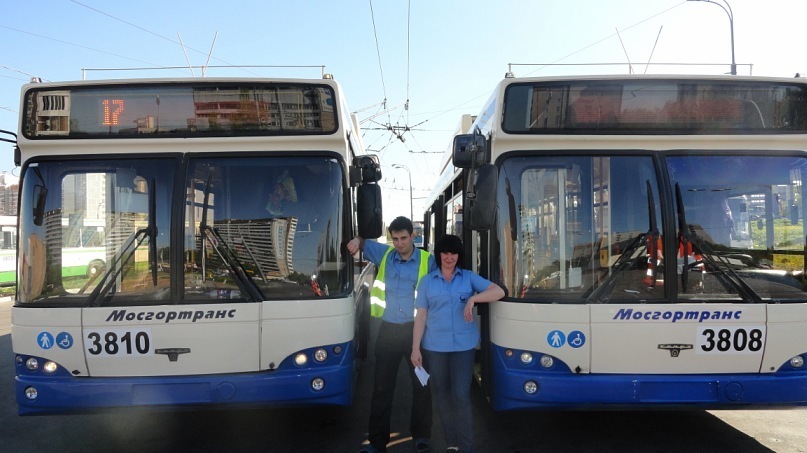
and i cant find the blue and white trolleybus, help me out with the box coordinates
[10,76,384,415]
[424,74,807,410]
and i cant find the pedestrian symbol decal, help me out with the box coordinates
[38,332,54,350]
[547,330,587,349]
[56,332,74,349]
[568,330,586,348]
[547,330,566,348]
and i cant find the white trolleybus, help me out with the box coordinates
[9,76,385,415]
[423,74,807,410]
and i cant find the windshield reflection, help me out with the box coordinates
[183,156,346,301]
[497,153,807,304]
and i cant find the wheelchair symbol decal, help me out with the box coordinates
[546,330,586,349]
[56,332,74,350]
[567,330,586,348]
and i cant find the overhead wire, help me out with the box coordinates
[367,0,391,129]
[0,25,175,76]
[405,0,411,124]
[362,0,426,159]
[518,2,687,77]
[360,0,443,210]
[394,2,689,137]
[0,65,41,81]
[363,2,690,218]
[69,0,265,77]
[383,3,691,211]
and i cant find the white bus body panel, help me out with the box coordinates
[13,299,355,378]
[260,297,353,369]
[490,303,590,373]
[491,302,770,374]
[12,308,89,375]
[590,304,766,374]
[763,303,807,372]
[81,304,261,376]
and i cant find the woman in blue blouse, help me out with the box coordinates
[411,235,505,453]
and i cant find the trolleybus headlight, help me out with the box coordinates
[520,352,533,365]
[540,355,554,369]
[504,349,514,358]
[311,378,325,391]
[333,345,343,355]
[25,357,39,371]
[314,348,328,362]
[524,380,539,395]
[24,386,38,401]
[43,361,59,374]
[15,355,23,366]
[791,355,805,368]
[294,353,308,367]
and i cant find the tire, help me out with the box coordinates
[87,259,106,278]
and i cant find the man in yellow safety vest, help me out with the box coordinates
[348,216,435,453]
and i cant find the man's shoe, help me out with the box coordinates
[446,448,459,453]
[414,438,431,453]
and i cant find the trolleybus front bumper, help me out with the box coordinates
[14,341,355,415]
[490,344,807,411]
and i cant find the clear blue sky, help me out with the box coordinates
[2,0,805,224]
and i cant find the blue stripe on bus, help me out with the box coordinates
[489,344,807,410]
[15,340,355,415]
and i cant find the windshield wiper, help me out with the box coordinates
[147,178,158,287]
[675,183,691,292]
[674,183,762,303]
[645,180,659,290]
[199,173,263,301]
[85,180,158,307]
[586,181,658,303]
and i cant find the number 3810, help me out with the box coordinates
[86,330,151,356]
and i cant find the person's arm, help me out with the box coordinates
[346,236,366,256]
[464,282,505,322]
[411,307,428,368]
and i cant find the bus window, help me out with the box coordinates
[18,159,175,304]
[183,156,347,301]
[413,221,424,249]
[669,154,807,300]
[60,172,107,292]
[498,155,664,303]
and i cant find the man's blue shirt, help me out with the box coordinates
[364,240,436,324]
[415,267,493,352]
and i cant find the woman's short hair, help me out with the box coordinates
[434,234,465,270]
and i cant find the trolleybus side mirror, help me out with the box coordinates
[352,155,384,238]
[464,164,497,231]
[357,183,383,239]
[452,132,488,169]
[351,155,382,186]
[0,130,19,166]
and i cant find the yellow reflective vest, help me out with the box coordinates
[369,248,430,318]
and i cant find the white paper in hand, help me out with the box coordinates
[414,365,430,386]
